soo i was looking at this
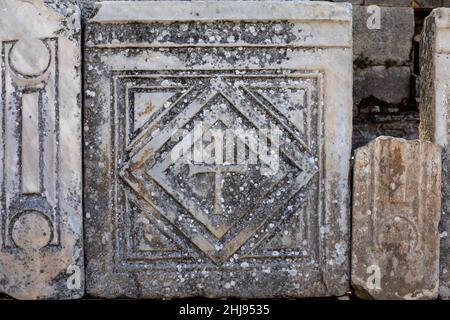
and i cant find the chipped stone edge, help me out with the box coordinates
[351,136,441,300]
[355,135,439,151]
[419,8,450,300]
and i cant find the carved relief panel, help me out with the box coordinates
[352,137,441,299]
[1,37,61,250]
[84,1,352,298]
[0,0,83,299]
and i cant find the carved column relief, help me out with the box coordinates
[352,137,441,299]
[1,37,60,250]
[0,0,83,299]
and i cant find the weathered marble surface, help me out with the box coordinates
[84,1,353,298]
[0,0,83,299]
[352,136,441,300]
[353,5,414,66]
[419,8,450,300]
[353,66,411,105]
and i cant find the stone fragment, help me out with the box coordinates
[352,113,419,150]
[363,0,411,6]
[353,5,414,66]
[319,0,364,4]
[419,8,450,300]
[84,1,353,298]
[352,136,441,300]
[413,0,443,8]
[354,66,411,105]
[0,0,83,299]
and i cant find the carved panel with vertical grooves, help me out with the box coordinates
[352,136,441,299]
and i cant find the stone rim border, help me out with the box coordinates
[90,1,352,24]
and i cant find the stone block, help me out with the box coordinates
[364,0,411,6]
[354,66,411,105]
[413,0,443,8]
[352,115,419,149]
[366,0,442,7]
[330,0,364,4]
[84,1,353,298]
[419,8,450,300]
[0,0,83,299]
[353,5,414,65]
[352,136,441,299]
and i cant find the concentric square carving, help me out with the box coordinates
[113,70,323,267]
[84,1,352,298]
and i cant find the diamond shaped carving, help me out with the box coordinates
[84,3,353,298]
[119,73,318,264]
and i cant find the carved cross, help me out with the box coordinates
[188,163,247,215]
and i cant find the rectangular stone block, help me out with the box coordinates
[0,0,83,299]
[363,0,411,6]
[354,66,411,105]
[413,0,443,8]
[312,0,365,4]
[352,117,419,150]
[419,8,450,299]
[352,136,441,300]
[331,0,364,4]
[353,5,414,66]
[84,1,353,298]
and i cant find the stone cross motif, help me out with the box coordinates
[84,1,352,298]
[188,163,247,216]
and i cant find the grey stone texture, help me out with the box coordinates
[353,5,414,66]
[352,5,416,149]
[353,112,419,149]
[419,8,450,300]
[352,136,441,300]
[0,0,83,299]
[354,66,411,105]
[364,0,411,6]
[328,0,364,4]
[80,2,421,152]
[353,0,447,6]
[84,1,353,298]
[364,0,445,7]
[413,0,444,8]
